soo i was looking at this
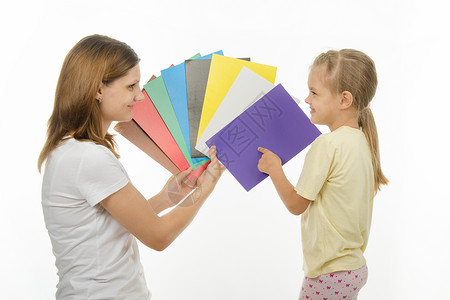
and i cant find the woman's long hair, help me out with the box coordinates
[38,34,140,172]
[312,49,389,192]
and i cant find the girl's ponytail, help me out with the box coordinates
[359,108,389,192]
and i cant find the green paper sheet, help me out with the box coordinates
[144,76,206,170]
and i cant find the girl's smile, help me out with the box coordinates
[305,65,341,130]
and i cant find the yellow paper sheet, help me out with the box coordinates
[196,54,277,142]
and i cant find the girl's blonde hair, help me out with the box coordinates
[38,34,140,172]
[312,49,388,192]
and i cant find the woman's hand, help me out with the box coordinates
[179,146,225,207]
[257,147,282,175]
[197,146,225,186]
[156,146,225,209]
[161,167,197,207]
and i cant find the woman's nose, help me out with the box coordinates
[136,90,145,102]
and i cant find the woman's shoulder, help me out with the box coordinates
[52,138,116,163]
[62,138,111,151]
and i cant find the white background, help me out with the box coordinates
[1,0,449,299]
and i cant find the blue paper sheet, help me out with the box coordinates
[161,51,223,163]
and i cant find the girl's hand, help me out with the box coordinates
[257,147,282,175]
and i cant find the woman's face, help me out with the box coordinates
[97,64,144,133]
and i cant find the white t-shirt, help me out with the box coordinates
[42,138,151,300]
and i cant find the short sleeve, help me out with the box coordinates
[294,135,336,201]
[76,145,129,206]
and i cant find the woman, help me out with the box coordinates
[38,34,224,300]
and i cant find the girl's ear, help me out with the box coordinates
[340,91,354,109]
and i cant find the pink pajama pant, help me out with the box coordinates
[299,265,368,300]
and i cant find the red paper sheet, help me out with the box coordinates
[133,89,190,171]
[130,76,210,182]
[114,120,180,175]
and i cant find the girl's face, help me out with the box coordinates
[97,64,144,134]
[305,65,341,130]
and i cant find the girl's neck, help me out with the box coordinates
[328,114,359,132]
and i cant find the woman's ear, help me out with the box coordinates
[96,83,105,100]
[340,91,354,109]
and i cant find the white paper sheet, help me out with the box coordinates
[195,67,276,156]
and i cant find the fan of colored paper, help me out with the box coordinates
[114,52,321,190]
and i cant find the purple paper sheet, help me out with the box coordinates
[206,84,321,191]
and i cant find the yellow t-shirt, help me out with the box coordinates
[295,126,375,278]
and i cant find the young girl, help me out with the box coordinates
[38,34,224,300]
[258,49,388,299]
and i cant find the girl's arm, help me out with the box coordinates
[100,146,225,251]
[257,147,311,216]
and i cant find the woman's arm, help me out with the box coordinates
[147,194,170,215]
[257,147,311,215]
[100,146,225,251]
